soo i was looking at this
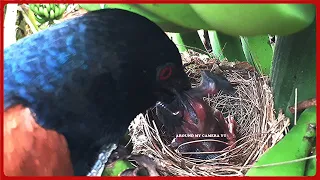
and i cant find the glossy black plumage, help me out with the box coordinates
[4,9,190,175]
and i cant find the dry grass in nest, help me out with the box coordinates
[128,50,290,176]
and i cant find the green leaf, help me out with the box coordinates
[209,31,246,61]
[102,160,134,176]
[137,4,210,30]
[169,31,206,53]
[271,20,316,123]
[78,4,315,36]
[190,4,316,36]
[138,4,315,36]
[80,3,189,32]
[241,35,273,75]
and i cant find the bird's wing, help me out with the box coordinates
[3,105,74,176]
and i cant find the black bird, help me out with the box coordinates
[4,9,191,176]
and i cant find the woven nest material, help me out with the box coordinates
[128,50,290,176]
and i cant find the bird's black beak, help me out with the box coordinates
[172,69,192,92]
[155,69,191,104]
[167,68,191,96]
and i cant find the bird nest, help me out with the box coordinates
[128,50,290,176]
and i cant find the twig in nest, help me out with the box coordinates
[289,98,316,114]
[218,61,256,72]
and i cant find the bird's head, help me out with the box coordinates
[153,62,191,103]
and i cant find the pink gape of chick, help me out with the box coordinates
[156,71,237,160]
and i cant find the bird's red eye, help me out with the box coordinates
[159,66,172,80]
